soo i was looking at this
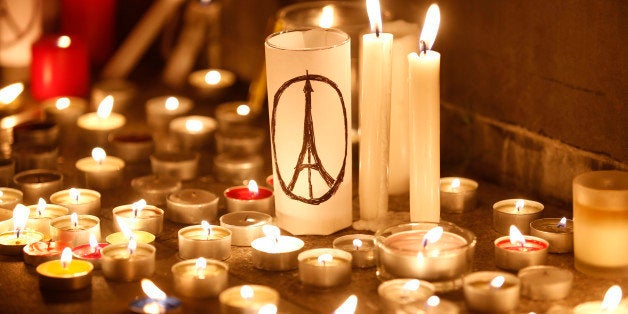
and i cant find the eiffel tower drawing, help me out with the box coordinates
[286,71,335,199]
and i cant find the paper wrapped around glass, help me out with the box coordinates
[265,28,352,235]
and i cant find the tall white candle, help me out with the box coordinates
[359,0,393,221]
[408,4,441,222]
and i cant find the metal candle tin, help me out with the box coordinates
[166,189,219,224]
[49,188,101,216]
[50,214,101,247]
[178,225,231,260]
[150,151,200,181]
[101,243,156,281]
[530,218,573,253]
[220,211,272,246]
[250,234,304,271]
[493,199,544,235]
[518,265,573,301]
[494,235,549,271]
[131,175,182,206]
[297,248,352,288]
[112,204,164,236]
[439,177,478,213]
[171,258,229,298]
[13,169,64,204]
[332,234,376,268]
[463,271,520,313]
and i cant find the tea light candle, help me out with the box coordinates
[298,248,352,288]
[172,257,229,298]
[131,175,182,206]
[150,151,200,181]
[166,189,219,224]
[129,279,181,313]
[0,158,15,187]
[462,271,520,313]
[75,147,125,190]
[375,222,476,292]
[0,208,12,233]
[333,234,376,268]
[219,285,279,314]
[13,120,59,146]
[72,234,108,269]
[188,69,236,96]
[49,188,101,216]
[36,247,93,290]
[178,221,231,260]
[145,95,193,130]
[101,239,156,281]
[215,126,266,155]
[105,230,155,245]
[378,279,435,313]
[26,198,69,238]
[494,225,549,271]
[112,199,164,236]
[0,82,24,114]
[224,180,274,214]
[214,101,254,130]
[108,131,154,163]
[213,153,264,185]
[23,240,71,266]
[574,285,628,313]
[13,145,58,172]
[493,198,544,235]
[422,296,460,314]
[76,95,126,147]
[250,225,304,271]
[518,265,573,301]
[439,177,478,213]
[13,169,64,204]
[530,217,574,253]
[50,213,101,247]
[169,115,217,150]
[42,96,87,126]
[91,79,137,112]
[0,204,44,255]
[0,187,23,210]
[220,211,272,246]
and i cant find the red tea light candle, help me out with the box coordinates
[131,175,182,206]
[493,198,544,235]
[169,115,217,150]
[101,239,156,281]
[494,225,548,271]
[333,234,376,268]
[574,285,628,314]
[112,199,164,236]
[166,188,219,224]
[518,265,573,301]
[50,188,101,216]
[75,147,125,190]
[108,131,154,163]
[72,234,108,269]
[219,285,280,314]
[0,82,24,114]
[378,279,435,313]
[220,211,272,246]
[250,225,304,271]
[214,101,254,130]
[23,240,71,266]
[172,257,229,298]
[530,217,574,253]
[298,248,352,288]
[42,97,87,126]
[0,187,23,210]
[31,35,89,101]
[50,213,101,247]
[13,169,64,204]
[462,271,520,313]
[188,69,236,96]
[439,177,478,213]
[224,180,274,215]
[26,198,69,239]
[0,204,44,255]
[36,247,93,290]
[129,279,181,313]
[150,151,200,181]
[178,221,231,260]
[76,95,126,147]
[145,95,193,130]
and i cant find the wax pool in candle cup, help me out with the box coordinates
[494,225,549,271]
[49,188,101,216]
[462,271,520,313]
[112,199,164,236]
[530,217,574,253]
[72,234,108,269]
[333,234,376,268]
[439,177,478,213]
[178,222,231,260]
[250,225,305,271]
[37,247,93,291]
[224,180,274,215]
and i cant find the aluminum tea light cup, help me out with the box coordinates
[215,126,266,155]
[530,217,573,253]
[166,188,219,224]
[172,257,228,298]
[131,175,182,206]
[333,234,376,268]
[213,153,264,185]
[378,279,435,314]
[108,130,154,163]
[26,199,69,239]
[494,225,549,271]
[169,115,217,150]
[439,177,478,213]
[0,187,23,210]
[150,151,200,181]
[101,240,156,281]
[0,205,45,255]
[214,101,254,130]
[298,248,352,288]
[493,198,544,235]
[463,271,520,313]
[75,147,125,190]
[13,169,63,204]
[219,285,279,314]
[220,211,272,246]
[178,222,231,260]
[112,200,164,236]
[518,265,573,301]
[50,213,101,247]
[145,95,193,131]
[49,188,101,216]
[251,225,304,271]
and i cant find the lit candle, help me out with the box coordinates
[408,4,441,222]
[128,279,181,313]
[530,217,574,253]
[12,169,64,204]
[334,295,358,314]
[494,225,549,271]
[149,151,200,181]
[168,115,217,150]
[332,234,376,268]
[462,271,520,313]
[219,211,272,246]
[188,68,236,96]
[358,0,393,222]
[131,175,182,206]
[90,79,137,112]
[101,238,156,281]
[298,248,352,288]
[0,82,24,114]
[23,240,71,266]
[224,180,274,214]
[50,213,101,247]
[178,221,232,260]
[439,177,479,213]
[166,188,219,224]
[213,153,264,186]
[214,101,254,130]
[375,221,475,292]
[108,131,154,163]
[145,95,193,130]
[72,234,108,269]
[112,199,164,236]
[518,265,573,301]
[171,257,229,298]
[215,126,266,155]
[492,198,544,235]
[105,217,156,245]
[0,187,23,210]
[574,285,628,313]
[219,285,279,314]
[42,96,88,130]
[0,204,44,255]
[76,95,127,147]
[49,188,101,216]
[26,198,69,238]
[75,147,125,190]
[36,247,93,290]
[250,225,305,271]
[378,279,435,313]
[12,145,58,173]
[13,120,59,147]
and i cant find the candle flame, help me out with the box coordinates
[422,226,444,248]
[132,199,147,218]
[451,178,461,190]
[91,147,106,164]
[426,295,440,307]
[366,0,383,35]
[248,180,259,195]
[185,119,203,132]
[601,285,622,311]
[352,238,363,250]
[258,304,278,314]
[0,82,24,105]
[319,5,334,28]
[317,253,333,265]
[509,225,526,247]
[204,70,222,85]
[402,279,421,291]
[71,212,79,229]
[201,220,212,238]
[127,237,137,255]
[57,35,71,48]
[36,198,46,217]
[262,225,280,242]
[490,275,505,288]
[236,104,251,116]
[195,257,207,279]
[12,204,29,237]
[141,278,167,301]
[55,97,71,110]
[69,188,80,203]
[116,216,135,240]
[60,247,72,269]
[334,295,358,314]
[89,234,99,253]
[96,95,114,119]
[419,4,440,52]
[557,217,567,228]
[515,199,525,212]
[240,285,254,300]
[164,97,179,111]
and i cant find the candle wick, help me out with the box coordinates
[15,228,21,239]
[419,40,427,55]
[243,214,249,222]
[375,26,380,38]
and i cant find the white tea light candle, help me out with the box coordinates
[492,198,544,235]
[49,188,101,216]
[220,211,272,246]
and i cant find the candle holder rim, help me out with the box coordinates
[332,234,375,247]
[13,168,63,186]
[375,221,477,252]
[297,247,352,262]
[219,211,272,227]
[266,28,350,52]
[573,170,628,191]
[463,270,520,286]
[178,225,232,239]
[377,278,436,298]
[50,188,101,203]
[36,258,94,278]
[530,217,573,229]
[26,203,69,217]
[218,284,279,304]
[112,204,164,216]
[50,214,100,227]
[251,235,305,253]
[492,199,544,211]
[100,242,156,257]
[223,185,274,200]
[167,188,219,206]
[171,258,229,274]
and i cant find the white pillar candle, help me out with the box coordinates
[408,4,441,222]
[358,0,393,222]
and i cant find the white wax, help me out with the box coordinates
[75,156,125,173]
[76,112,126,131]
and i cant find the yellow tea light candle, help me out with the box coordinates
[112,199,164,236]
[251,225,304,271]
[75,147,125,190]
[219,285,279,314]
[145,95,193,130]
[49,188,101,216]
[101,239,156,282]
[492,198,544,235]
[172,257,229,298]
[220,211,272,246]
[0,204,44,255]
[298,248,352,288]
[37,247,93,290]
[26,198,69,238]
[0,187,23,210]
[462,271,520,313]
[166,188,219,224]
[378,279,435,313]
[76,95,126,147]
[178,221,231,260]
[12,169,63,204]
[188,68,236,96]
[50,213,101,247]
